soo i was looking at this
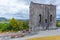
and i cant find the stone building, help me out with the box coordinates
[29,2,56,33]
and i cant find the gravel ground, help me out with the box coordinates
[0,28,60,40]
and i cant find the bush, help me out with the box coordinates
[56,22,60,27]
[0,23,9,32]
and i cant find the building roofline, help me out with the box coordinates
[30,1,56,6]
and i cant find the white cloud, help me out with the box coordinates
[0,0,29,19]
[0,0,29,14]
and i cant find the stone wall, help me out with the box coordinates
[29,2,56,33]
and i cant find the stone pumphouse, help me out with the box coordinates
[29,2,56,32]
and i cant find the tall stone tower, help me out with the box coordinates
[29,2,56,33]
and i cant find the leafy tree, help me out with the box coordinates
[17,21,29,31]
[9,18,29,31]
[9,18,18,31]
[23,21,29,30]
[17,21,23,30]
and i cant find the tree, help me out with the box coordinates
[9,18,29,31]
[23,21,29,30]
[17,21,23,30]
[17,21,29,31]
[9,18,18,31]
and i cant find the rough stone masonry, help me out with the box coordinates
[29,2,56,33]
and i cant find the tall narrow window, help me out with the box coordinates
[50,15,52,22]
[39,14,41,23]
[45,19,47,23]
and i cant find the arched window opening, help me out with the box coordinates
[50,15,52,22]
[39,14,41,23]
[45,19,47,23]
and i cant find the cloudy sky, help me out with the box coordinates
[0,0,60,19]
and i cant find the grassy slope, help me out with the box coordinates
[27,35,60,40]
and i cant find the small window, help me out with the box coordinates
[50,15,52,22]
[39,14,41,23]
[45,19,47,23]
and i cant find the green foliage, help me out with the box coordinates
[9,18,17,28]
[17,21,23,30]
[0,18,29,32]
[23,21,29,30]
[56,21,60,27]
[0,23,9,32]
[9,18,29,32]
[9,18,19,31]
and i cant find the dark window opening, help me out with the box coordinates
[39,14,41,23]
[45,19,47,23]
[50,15,52,22]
